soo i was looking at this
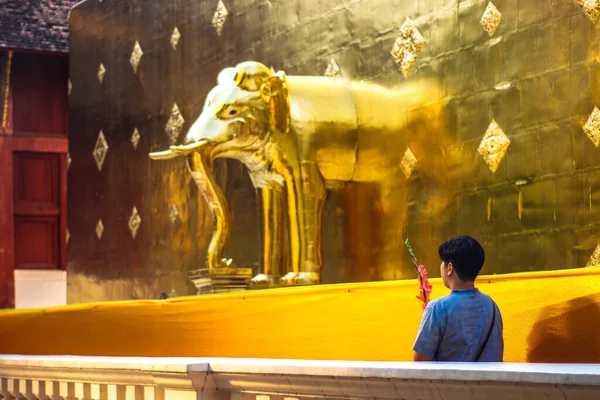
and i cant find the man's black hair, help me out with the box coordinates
[438,235,485,281]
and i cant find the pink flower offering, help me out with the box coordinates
[403,239,432,310]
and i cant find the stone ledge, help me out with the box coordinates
[0,355,599,389]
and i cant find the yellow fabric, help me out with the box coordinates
[1,268,600,363]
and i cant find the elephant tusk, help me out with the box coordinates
[149,150,181,160]
[170,140,210,155]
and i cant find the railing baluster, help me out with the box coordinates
[0,378,8,400]
[24,379,37,400]
[106,385,118,400]
[83,383,94,400]
[1,378,14,400]
[121,386,133,400]
[141,387,153,400]
[58,382,68,400]
[74,383,84,400]
[133,386,143,400]
[94,384,106,400]
[49,382,61,400]
[150,387,162,400]
[30,380,41,400]
[67,382,77,400]
[8,379,25,400]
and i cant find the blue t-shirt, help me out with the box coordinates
[413,288,504,362]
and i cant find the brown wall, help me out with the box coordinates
[67,0,600,303]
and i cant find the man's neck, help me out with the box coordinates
[449,280,475,291]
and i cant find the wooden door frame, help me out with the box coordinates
[0,50,69,308]
[0,135,15,308]
[0,50,15,308]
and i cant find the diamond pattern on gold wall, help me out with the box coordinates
[587,244,600,267]
[324,58,341,79]
[212,0,229,36]
[166,104,185,144]
[575,0,600,23]
[478,120,510,173]
[171,27,181,50]
[169,204,179,225]
[131,127,141,150]
[480,2,502,36]
[130,41,143,73]
[93,130,109,171]
[584,106,600,147]
[97,63,106,83]
[96,219,104,240]
[391,17,425,78]
[400,147,417,178]
[128,207,141,239]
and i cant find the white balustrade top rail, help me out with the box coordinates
[0,355,599,400]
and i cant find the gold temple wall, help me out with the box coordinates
[68,0,600,302]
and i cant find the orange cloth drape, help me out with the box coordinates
[1,268,599,363]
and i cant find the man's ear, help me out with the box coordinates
[446,262,455,276]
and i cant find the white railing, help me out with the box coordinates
[0,356,599,400]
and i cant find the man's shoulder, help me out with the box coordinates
[428,290,493,310]
[425,296,450,312]
[427,293,463,307]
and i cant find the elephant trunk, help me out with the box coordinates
[187,151,230,270]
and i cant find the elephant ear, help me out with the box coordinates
[233,62,273,91]
[260,72,290,134]
[217,68,236,85]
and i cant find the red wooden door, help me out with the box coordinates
[13,152,63,270]
[0,50,69,308]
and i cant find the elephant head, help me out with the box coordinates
[149,61,291,270]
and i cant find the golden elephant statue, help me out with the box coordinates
[150,61,451,286]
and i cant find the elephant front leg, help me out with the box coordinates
[280,161,327,285]
[250,186,286,287]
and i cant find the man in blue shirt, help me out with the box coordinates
[413,235,504,362]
